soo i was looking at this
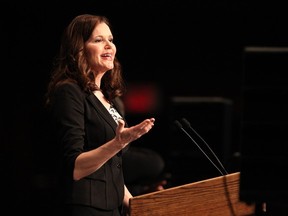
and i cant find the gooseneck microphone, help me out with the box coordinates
[181,118,229,175]
[174,120,227,176]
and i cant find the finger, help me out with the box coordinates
[141,119,155,127]
[149,118,155,123]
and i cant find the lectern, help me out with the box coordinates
[129,172,255,216]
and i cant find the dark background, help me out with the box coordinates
[2,0,288,214]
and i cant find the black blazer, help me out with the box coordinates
[50,82,126,210]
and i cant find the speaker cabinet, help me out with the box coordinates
[239,47,288,204]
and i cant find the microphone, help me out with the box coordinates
[174,119,228,176]
[181,118,229,175]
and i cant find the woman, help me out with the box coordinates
[45,14,155,216]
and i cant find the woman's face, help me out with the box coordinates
[85,22,116,74]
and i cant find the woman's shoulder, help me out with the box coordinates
[56,79,79,88]
[55,80,82,93]
[53,80,88,101]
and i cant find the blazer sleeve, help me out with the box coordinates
[51,82,86,178]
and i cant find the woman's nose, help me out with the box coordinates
[105,43,112,49]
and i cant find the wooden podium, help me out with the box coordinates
[129,172,255,216]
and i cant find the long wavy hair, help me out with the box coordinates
[45,14,125,106]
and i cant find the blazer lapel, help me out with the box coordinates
[86,94,118,130]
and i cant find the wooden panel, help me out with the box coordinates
[129,172,255,216]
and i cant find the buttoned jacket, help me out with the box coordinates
[50,81,126,210]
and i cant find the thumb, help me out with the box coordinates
[116,119,125,133]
